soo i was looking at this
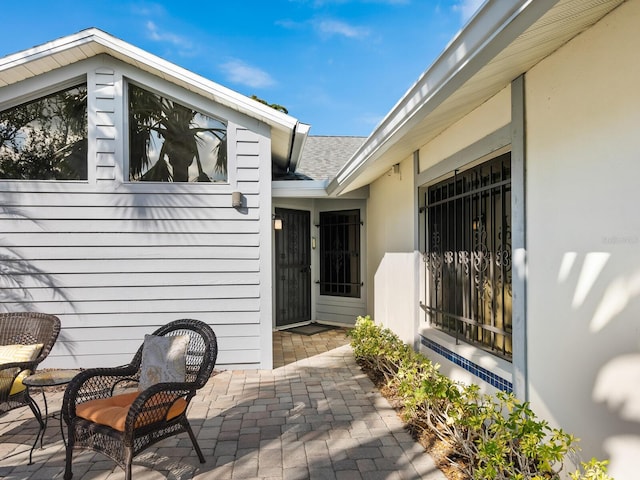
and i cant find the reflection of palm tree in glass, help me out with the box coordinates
[129,85,227,182]
[0,85,88,180]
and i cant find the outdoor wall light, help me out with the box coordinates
[272,214,283,230]
[231,191,243,208]
[472,215,484,231]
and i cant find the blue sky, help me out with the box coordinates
[0,1,483,136]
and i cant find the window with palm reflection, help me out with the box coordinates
[128,84,227,182]
[0,84,88,180]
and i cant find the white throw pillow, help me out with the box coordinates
[138,334,189,391]
[0,343,44,395]
[0,343,43,364]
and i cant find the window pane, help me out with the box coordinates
[319,210,361,298]
[0,85,88,180]
[128,84,227,182]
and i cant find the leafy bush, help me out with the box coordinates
[348,315,613,480]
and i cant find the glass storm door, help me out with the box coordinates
[275,208,311,327]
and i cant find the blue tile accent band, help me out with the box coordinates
[420,335,513,393]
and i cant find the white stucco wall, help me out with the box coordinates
[367,155,416,322]
[419,85,511,173]
[525,2,640,477]
[374,252,422,345]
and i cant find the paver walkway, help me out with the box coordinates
[0,331,445,480]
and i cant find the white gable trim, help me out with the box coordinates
[0,28,308,171]
[0,28,295,129]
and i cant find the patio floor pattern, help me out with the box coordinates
[0,327,445,480]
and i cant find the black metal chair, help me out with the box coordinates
[62,319,218,480]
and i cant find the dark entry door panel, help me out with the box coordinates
[275,208,311,327]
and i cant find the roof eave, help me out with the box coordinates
[272,179,369,199]
[272,180,330,198]
[327,0,559,196]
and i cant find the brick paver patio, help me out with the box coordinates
[0,328,445,480]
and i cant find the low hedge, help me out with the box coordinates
[348,315,613,480]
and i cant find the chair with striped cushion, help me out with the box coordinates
[0,312,61,421]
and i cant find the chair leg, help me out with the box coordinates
[27,395,44,465]
[124,447,134,480]
[183,419,205,463]
[64,424,74,480]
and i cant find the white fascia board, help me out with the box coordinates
[327,0,559,196]
[0,28,300,134]
[0,29,100,70]
[287,123,311,173]
[272,180,330,198]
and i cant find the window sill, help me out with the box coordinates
[419,327,513,391]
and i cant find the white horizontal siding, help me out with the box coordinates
[1,233,261,247]
[1,258,259,273]
[58,322,260,341]
[315,295,365,325]
[3,245,259,260]
[0,194,265,369]
[0,218,260,233]
[0,64,270,369]
[55,311,261,329]
[5,272,259,288]
[51,334,261,358]
[3,284,260,302]
[0,205,260,220]
[0,191,261,208]
[1,298,261,315]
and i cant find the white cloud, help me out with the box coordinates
[290,0,408,5]
[453,0,485,23]
[145,21,193,50]
[219,59,276,89]
[275,19,303,30]
[130,3,166,17]
[277,16,370,40]
[313,19,370,39]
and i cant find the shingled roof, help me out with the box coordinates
[293,136,366,181]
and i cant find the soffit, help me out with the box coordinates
[331,0,626,194]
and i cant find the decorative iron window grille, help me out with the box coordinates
[421,153,513,360]
[318,209,362,298]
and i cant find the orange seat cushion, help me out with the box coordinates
[76,391,187,432]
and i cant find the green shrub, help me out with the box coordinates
[348,315,614,480]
